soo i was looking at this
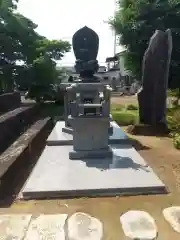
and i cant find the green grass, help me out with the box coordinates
[112,110,138,126]
[111,103,139,126]
[111,102,180,149]
[111,104,124,111]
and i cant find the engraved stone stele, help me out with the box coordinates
[24,214,67,240]
[138,29,172,129]
[0,214,32,239]
[120,210,157,239]
[68,212,103,240]
[163,206,180,233]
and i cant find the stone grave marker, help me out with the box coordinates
[138,29,172,129]
[22,27,166,200]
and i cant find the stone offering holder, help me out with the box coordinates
[22,27,166,200]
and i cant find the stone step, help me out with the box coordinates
[0,105,39,153]
[0,208,179,239]
[0,117,52,190]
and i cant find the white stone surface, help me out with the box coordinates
[0,214,31,240]
[163,206,180,233]
[120,210,157,239]
[47,121,72,145]
[24,214,67,240]
[68,212,103,240]
[22,144,166,199]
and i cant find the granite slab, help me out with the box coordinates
[46,121,129,146]
[22,145,166,199]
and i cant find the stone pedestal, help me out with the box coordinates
[69,116,112,159]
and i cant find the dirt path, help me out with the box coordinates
[1,96,180,239]
[111,95,138,105]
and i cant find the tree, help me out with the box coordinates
[0,0,71,92]
[110,0,180,87]
[31,56,57,86]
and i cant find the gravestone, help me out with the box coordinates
[138,29,172,128]
[62,26,100,134]
[22,27,166,200]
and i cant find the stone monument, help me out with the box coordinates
[51,26,124,143]
[22,27,166,200]
[138,29,172,128]
[62,26,100,134]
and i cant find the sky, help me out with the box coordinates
[18,0,123,66]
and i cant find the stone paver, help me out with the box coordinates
[0,214,32,240]
[24,214,67,240]
[163,206,180,233]
[1,209,180,239]
[120,210,157,239]
[67,212,103,240]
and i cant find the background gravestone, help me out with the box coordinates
[138,29,172,128]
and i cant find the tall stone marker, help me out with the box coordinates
[138,29,172,128]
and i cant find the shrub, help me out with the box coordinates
[173,133,180,149]
[167,110,180,132]
[112,110,138,126]
[126,104,138,111]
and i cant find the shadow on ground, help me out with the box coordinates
[129,138,150,150]
[83,156,149,172]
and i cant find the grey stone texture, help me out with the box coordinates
[46,120,129,146]
[163,206,180,233]
[24,214,67,240]
[138,29,172,126]
[22,145,166,199]
[0,214,32,239]
[120,210,157,239]
[68,212,103,240]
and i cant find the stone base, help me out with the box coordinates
[62,124,113,135]
[69,147,113,159]
[46,121,129,146]
[22,145,166,200]
[62,126,73,134]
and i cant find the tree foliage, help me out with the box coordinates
[110,0,180,88]
[0,0,71,93]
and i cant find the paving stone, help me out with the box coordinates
[68,212,103,240]
[24,214,67,240]
[163,206,180,233]
[0,214,32,240]
[120,210,157,239]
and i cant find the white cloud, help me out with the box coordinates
[18,0,122,65]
